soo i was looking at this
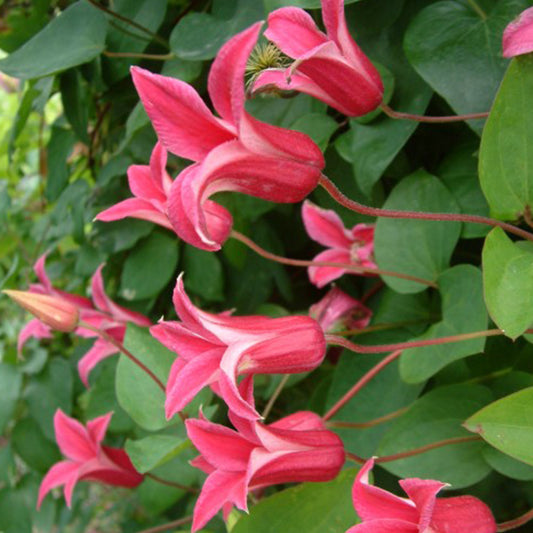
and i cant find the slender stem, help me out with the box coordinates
[262,375,291,420]
[498,509,533,532]
[327,406,409,429]
[335,319,433,337]
[466,0,488,20]
[380,102,489,123]
[229,230,438,288]
[323,350,403,420]
[103,51,174,60]
[137,516,193,533]
[326,329,503,355]
[319,174,533,243]
[146,473,198,494]
[346,451,365,464]
[85,0,169,48]
[79,321,165,392]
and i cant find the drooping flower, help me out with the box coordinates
[346,459,497,533]
[187,379,345,531]
[310,287,372,333]
[38,410,143,508]
[150,275,326,421]
[95,142,174,230]
[503,7,533,58]
[302,201,376,288]
[254,0,383,116]
[131,23,324,251]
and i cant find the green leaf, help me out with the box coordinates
[93,219,153,253]
[374,170,461,293]
[183,246,224,302]
[0,1,108,79]
[479,56,533,219]
[482,227,533,339]
[125,435,190,473]
[0,363,22,434]
[120,232,179,301]
[116,324,175,431]
[378,384,493,488]
[400,265,489,383]
[465,387,533,467]
[291,113,338,152]
[45,125,76,202]
[59,69,90,143]
[232,469,358,533]
[483,446,533,481]
[404,0,528,134]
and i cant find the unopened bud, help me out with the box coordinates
[3,290,79,332]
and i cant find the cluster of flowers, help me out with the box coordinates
[9,0,533,530]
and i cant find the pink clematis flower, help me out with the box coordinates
[38,410,143,508]
[150,275,326,421]
[253,0,383,116]
[503,7,533,57]
[131,23,324,251]
[310,287,372,333]
[187,379,345,531]
[17,255,151,386]
[95,142,174,230]
[347,459,497,533]
[302,201,376,288]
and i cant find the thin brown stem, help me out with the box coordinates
[85,0,169,48]
[137,516,193,533]
[262,375,290,420]
[146,473,198,494]
[345,451,365,464]
[335,319,433,337]
[380,102,489,123]
[498,508,533,532]
[323,350,403,421]
[79,321,165,392]
[325,329,503,355]
[319,174,533,243]
[229,230,438,288]
[327,406,409,429]
[103,51,174,60]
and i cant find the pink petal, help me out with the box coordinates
[398,478,445,531]
[208,22,263,125]
[77,338,118,387]
[37,460,79,509]
[96,198,173,230]
[227,376,259,442]
[149,141,173,194]
[352,459,418,524]
[265,7,328,58]
[86,447,144,487]
[269,410,326,432]
[302,201,353,248]
[131,66,236,162]
[346,520,418,533]
[86,412,112,445]
[192,470,248,532]
[33,253,52,291]
[308,248,352,288]
[503,7,533,57]
[18,318,52,352]
[431,495,497,533]
[127,164,166,204]
[54,409,97,462]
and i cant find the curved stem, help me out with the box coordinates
[137,516,193,533]
[323,350,403,421]
[380,102,489,123]
[85,0,169,48]
[262,375,290,420]
[498,509,533,532]
[79,321,165,392]
[229,230,437,288]
[103,51,174,60]
[319,174,533,243]
[326,329,503,355]
[327,406,409,429]
[335,319,433,337]
[146,473,198,494]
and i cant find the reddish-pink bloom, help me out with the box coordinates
[96,142,173,230]
[503,7,533,57]
[254,0,383,116]
[38,410,143,508]
[150,275,326,421]
[347,459,497,533]
[302,201,376,288]
[131,23,324,251]
[187,379,345,531]
[310,287,372,333]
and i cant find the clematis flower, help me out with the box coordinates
[95,142,174,230]
[150,275,326,421]
[503,7,533,57]
[253,0,383,116]
[16,255,151,386]
[302,201,376,288]
[310,287,372,333]
[131,23,324,251]
[38,410,143,508]
[187,379,345,531]
[347,459,497,533]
